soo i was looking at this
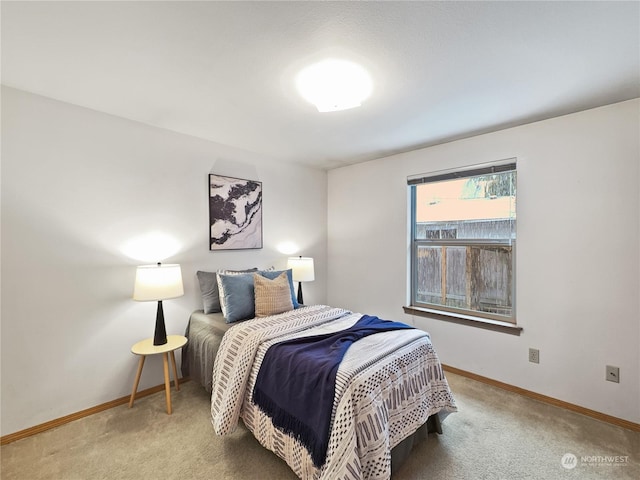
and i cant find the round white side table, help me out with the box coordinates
[128,334,188,414]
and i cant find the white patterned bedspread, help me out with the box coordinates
[210,305,457,480]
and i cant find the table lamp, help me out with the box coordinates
[133,263,184,345]
[287,256,315,305]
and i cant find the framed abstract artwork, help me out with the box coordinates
[209,174,263,250]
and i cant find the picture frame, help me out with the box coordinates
[209,174,263,250]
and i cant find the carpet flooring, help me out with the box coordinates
[1,372,638,479]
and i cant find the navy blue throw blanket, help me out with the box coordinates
[252,315,414,468]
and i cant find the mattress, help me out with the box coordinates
[181,310,231,393]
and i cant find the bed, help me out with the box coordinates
[183,302,456,479]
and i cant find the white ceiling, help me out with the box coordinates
[2,1,639,170]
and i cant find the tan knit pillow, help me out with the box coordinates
[254,272,294,317]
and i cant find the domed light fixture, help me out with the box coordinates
[296,59,373,112]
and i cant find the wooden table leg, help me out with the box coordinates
[162,352,172,414]
[169,350,180,391]
[129,356,145,408]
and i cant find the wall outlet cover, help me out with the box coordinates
[606,365,620,383]
[529,348,540,364]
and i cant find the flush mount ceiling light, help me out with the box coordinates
[296,59,373,112]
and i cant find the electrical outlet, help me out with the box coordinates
[529,348,539,364]
[606,365,620,383]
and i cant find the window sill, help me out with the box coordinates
[403,306,523,336]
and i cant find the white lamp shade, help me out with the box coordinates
[287,257,315,282]
[133,264,184,301]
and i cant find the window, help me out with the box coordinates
[408,160,516,324]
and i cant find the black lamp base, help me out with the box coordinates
[153,300,168,346]
[297,281,304,305]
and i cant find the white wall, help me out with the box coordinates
[1,87,327,435]
[328,99,640,423]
